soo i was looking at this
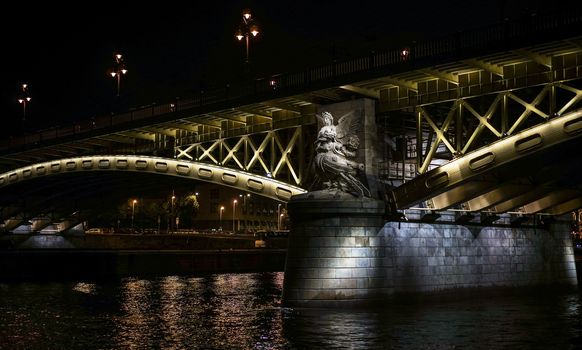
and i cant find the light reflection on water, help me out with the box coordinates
[1,272,581,349]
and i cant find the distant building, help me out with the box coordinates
[194,183,285,232]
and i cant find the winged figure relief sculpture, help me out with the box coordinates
[312,111,371,197]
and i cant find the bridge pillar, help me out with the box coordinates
[384,211,578,294]
[282,193,389,307]
[283,204,577,308]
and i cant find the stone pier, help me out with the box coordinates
[283,203,578,308]
[282,194,389,307]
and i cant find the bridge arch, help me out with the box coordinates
[0,155,307,202]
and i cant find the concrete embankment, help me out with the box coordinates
[0,234,288,281]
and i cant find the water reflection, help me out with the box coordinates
[1,273,581,349]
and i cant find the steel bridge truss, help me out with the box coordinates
[174,125,313,187]
[413,80,582,175]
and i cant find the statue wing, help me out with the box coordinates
[336,111,360,140]
[315,113,326,128]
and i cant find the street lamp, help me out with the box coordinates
[131,199,137,231]
[279,213,284,231]
[277,203,282,230]
[171,192,176,233]
[219,206,225,230]
[235,8,260,64]
[17,84,31,121]
[109,53,128,97]
[233,199,238,233]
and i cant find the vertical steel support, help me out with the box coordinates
[501,92,508,135]
[549,83,556,117]
[270,133,275,175]
[456,101,463,155]
[416,110,422,171]
[219,140,223,165]
[298,126,304,186]
[244,137,249,170]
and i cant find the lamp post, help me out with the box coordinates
[219,206,225,231]
[17,84,31,122]
[277,203,282,230]
[235,8,260,65]
[171,192,176,233]
[279,213,284,231]
[131,199,137,231]
[233,199,238,233]
[110,53,128,97]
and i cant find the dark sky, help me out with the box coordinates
[1,0,575,136]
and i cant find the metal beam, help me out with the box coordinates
[521,189,581,214]
[376,77,418,91]
[235,107,273,119]
[512,48,551,68]
[419,69,459,84]
[465,183,534,211]
[339,85,380,99]
[264,101,302,113]
[463,59,504,76]
[161,122,199,133]
[203,113,247,124]
[95,135,135,144]
[180,116,221,128]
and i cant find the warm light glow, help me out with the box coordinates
[116,54,122,60]
[280,213,284,217]
[18,99,23,104]
[172,195,176,200]
[236,29,244,41]
[220,206,225,211]
[22,84,27,89]
[250,25,259,36]
[233,199,238,204]
[242,9,251,20]
[133,199,137,204]
[121,69,128,74]
[110,72,117,77]
[26,97,31,101]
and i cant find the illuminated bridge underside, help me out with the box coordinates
[393,109,582,215]
[0,155,306,202]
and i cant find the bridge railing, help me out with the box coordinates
[2,9,581,152]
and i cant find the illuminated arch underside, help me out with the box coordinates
[0,156,307,202]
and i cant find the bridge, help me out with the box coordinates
[1,10,582,234]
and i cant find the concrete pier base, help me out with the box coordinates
[282,193,388,308]
[283,200,578,308]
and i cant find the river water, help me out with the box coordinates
[1,272,581,349]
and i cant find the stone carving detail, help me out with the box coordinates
[312,111,371,197]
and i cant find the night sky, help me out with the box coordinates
[1,0,575,137]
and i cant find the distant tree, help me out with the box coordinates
[177,192,200,228]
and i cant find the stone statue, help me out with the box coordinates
[311,111,371,197]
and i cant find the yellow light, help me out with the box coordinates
[116,54,123,60]
[242,9,251,20]
[121,69,128,74]
[250,25,259,36]
[110,72,117,77]
[236,28,244,41]
[133,199,137,204]
[233,199,238,204]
